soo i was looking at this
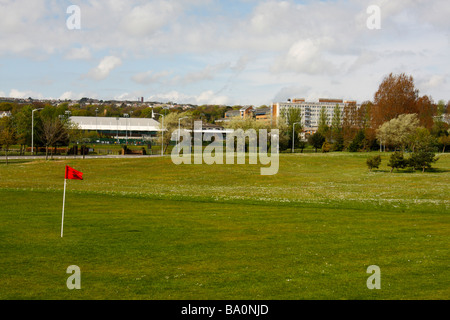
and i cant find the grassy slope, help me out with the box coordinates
[0,153,448,299]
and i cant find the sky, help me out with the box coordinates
[0,0,449,106]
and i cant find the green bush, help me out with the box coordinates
[387,151,408,173]
[366,155,381,171]
[322,141,332,153]
[408,146,439,172]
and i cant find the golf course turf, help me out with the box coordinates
[0,153,448,299]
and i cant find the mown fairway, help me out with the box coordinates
[0,153,449,299]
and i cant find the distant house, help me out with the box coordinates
[223,106,255,119]
[239,106,254,118]
[254,107,271,121]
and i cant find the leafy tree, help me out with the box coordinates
[318,106,329,136]
[387,151,408,173]
[297,140,307,153]
[0,102,15,111]
[0,117,16,165]
[342,102,358,146]
[409,146,438,172]
[408,133,439,172]
[376,114,420,151]
[10,104,35,155]
[407,127,437,155]
[308,132,325,153]
[366,155,381,171]
[416,95,435,130]
[331,104,341,137]
[431,100,449,138]
[332,132,344,151]
[438,134,450,153]
[372,73,419,130]
[348,130,365,152]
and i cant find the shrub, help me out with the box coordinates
[366,155,381,171]
[408,145,439,172]
[387,151,408,173]
[308,132,325,152]
[322,141,332,153]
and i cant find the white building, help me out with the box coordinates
[273,98,359,129]
[69,116,161,139]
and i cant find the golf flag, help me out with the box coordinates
[65,165,83,180]
[61,166,83,237]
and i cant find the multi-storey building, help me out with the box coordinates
[272,98,359,131]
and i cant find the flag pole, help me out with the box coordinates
[61,178,67,238]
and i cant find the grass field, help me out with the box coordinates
[0,152,449,300]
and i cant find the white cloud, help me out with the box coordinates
[115,92,133,101]
[59,91,87,100]
[272,38,338,75]
[147,90,230,105]
[416,74,448,93]
[65,47,92,60]
[172,63,231,85]
[9,89,43,99]
[0,0,449,105]
[120,1,180,36]
[131,70,170,85]
[85,56,122,80]
[273,85,312,103]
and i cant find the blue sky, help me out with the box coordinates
[0,0,449,106]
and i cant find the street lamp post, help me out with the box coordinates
[152,110,165,157]
[292,122,302,153]
[116,117,119,144]
[31,108,43,155]
[95,108,99,135]
[124,113,129,145]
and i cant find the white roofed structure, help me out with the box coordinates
[70,116,161,132]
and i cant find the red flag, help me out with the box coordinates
[65,165,83,180]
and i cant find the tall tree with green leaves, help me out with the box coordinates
[331,104,343,150]
[308,132,325,153]
[11,104,33,155]
[318,106,329,136]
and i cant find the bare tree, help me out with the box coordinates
[40,118,69,160]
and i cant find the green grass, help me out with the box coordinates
[0,152,449,299]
